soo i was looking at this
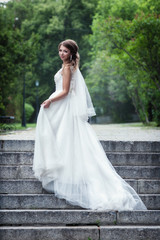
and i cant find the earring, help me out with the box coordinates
[70,55,72,61]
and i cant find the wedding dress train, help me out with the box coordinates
[33,67,147,211]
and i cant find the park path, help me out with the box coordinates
[0,123,160,141]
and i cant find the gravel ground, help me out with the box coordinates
[92,124,160,141]
[0,123,160,141]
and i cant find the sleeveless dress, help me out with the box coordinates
[33,67,147,211]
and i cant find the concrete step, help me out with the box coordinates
[0,140,35,152]
[1,140,160,152]
[0,194,76,210]
[0,194,159,210]
[100,226,160,240]
[0,179,160,194]
[1,151,160,166]
[0,226,160,240]
[140,194,160,210]
[116,166,160,179]
[0,180,43,194]
[0,152,33,165]
[0,210,159,226]
[101,141,160,152]
[108,152,160,166]
[0,226,99,240]
[0,165,160,180]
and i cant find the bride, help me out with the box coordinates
[33,39,147,211]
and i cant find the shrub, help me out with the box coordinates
[25,103,34,122]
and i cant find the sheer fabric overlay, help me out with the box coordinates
[33,67,147,211]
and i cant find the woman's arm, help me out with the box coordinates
[42,66,71,108]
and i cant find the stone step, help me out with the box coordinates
[0,179,160,194]
[101,141,160,152]
[140,194,160,210]
[0,226,99,240]
[0,210,159,226]
[0,226,160,240]
[108,152,160,166]
[0,140,34,152]
[1,151,160,166]
[0,152,33,165]
[100,226,160,240]
[0,165,160,180]
[0,194,159,210]
[0,194,75,210]
[116,166,160,179]
[1,140,160,152]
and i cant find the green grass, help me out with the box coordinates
[13,123,36,130]
[0,123,36,134]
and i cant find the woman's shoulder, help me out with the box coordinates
[62,64,79,74]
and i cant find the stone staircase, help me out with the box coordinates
[0,139,160,240]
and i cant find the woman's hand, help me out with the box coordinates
[41,99,51,108]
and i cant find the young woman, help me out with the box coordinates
[33,39,147,211]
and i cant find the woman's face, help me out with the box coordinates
[59,45,71,62]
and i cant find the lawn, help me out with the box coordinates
[0,123,36,134]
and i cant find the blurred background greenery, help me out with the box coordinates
[0,0,160,126]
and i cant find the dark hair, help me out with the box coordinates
[58,39,80,69]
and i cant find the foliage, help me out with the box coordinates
[1,0,98,122]
[0,122,36,134]
[0,0,39,122]
[87,0,160,124]
[25,103,34,122]
[1,0,160,125]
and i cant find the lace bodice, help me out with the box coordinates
[54,68,76,94]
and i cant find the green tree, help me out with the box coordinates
[87,0,160,124]
[1,0,98,123]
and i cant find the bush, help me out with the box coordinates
[25,103,34,122]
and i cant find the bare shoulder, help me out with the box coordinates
[63,65,71,76]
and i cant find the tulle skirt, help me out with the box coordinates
[33,92,147,211]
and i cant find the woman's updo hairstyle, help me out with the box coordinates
[58,39,80,70]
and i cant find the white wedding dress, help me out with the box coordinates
[33,67,147,211]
